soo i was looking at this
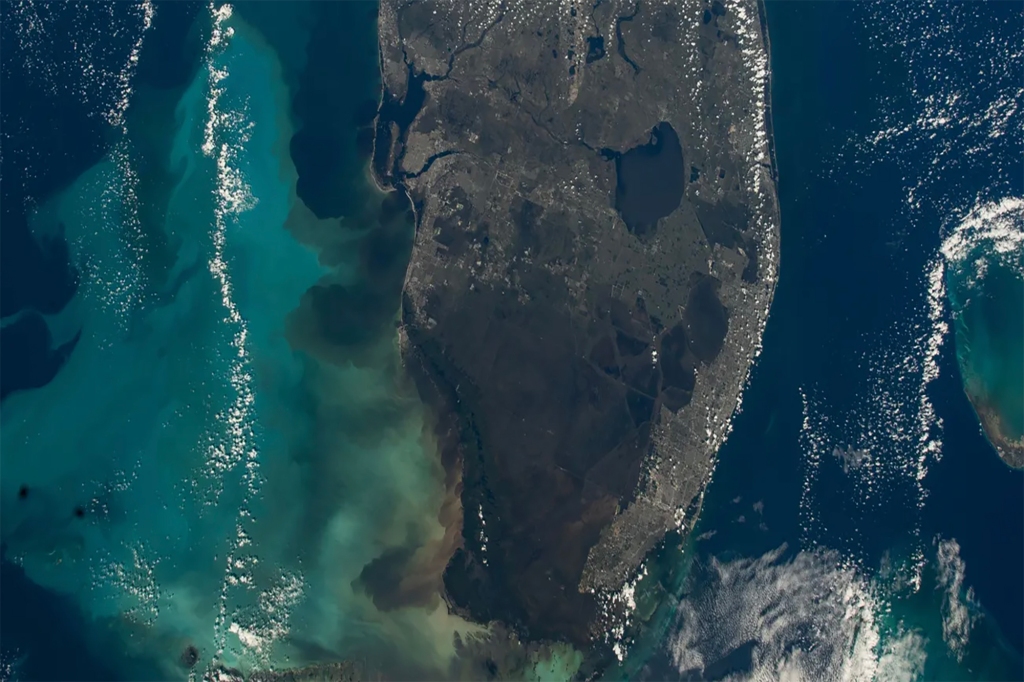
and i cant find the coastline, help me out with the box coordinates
[756,0,780,187]
[969,391,1024,469]
[604,1,785,673]
[367,33,394,197]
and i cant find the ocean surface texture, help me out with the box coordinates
[1,1,1021,682]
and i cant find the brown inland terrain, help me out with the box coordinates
[373,0,780,649]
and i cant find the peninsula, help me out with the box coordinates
[373,0,780,657]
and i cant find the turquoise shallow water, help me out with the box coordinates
[1,3,474,679]
[945,217,1024,445]
[3,6,317,673]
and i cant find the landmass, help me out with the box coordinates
[373,0,779,663]
[967,390,1024,469]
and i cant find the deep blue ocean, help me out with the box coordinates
[1,2,1021,681]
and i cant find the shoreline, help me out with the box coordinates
[966,388,1024,469]
[757,0,780,187]
[367,35,392,197]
